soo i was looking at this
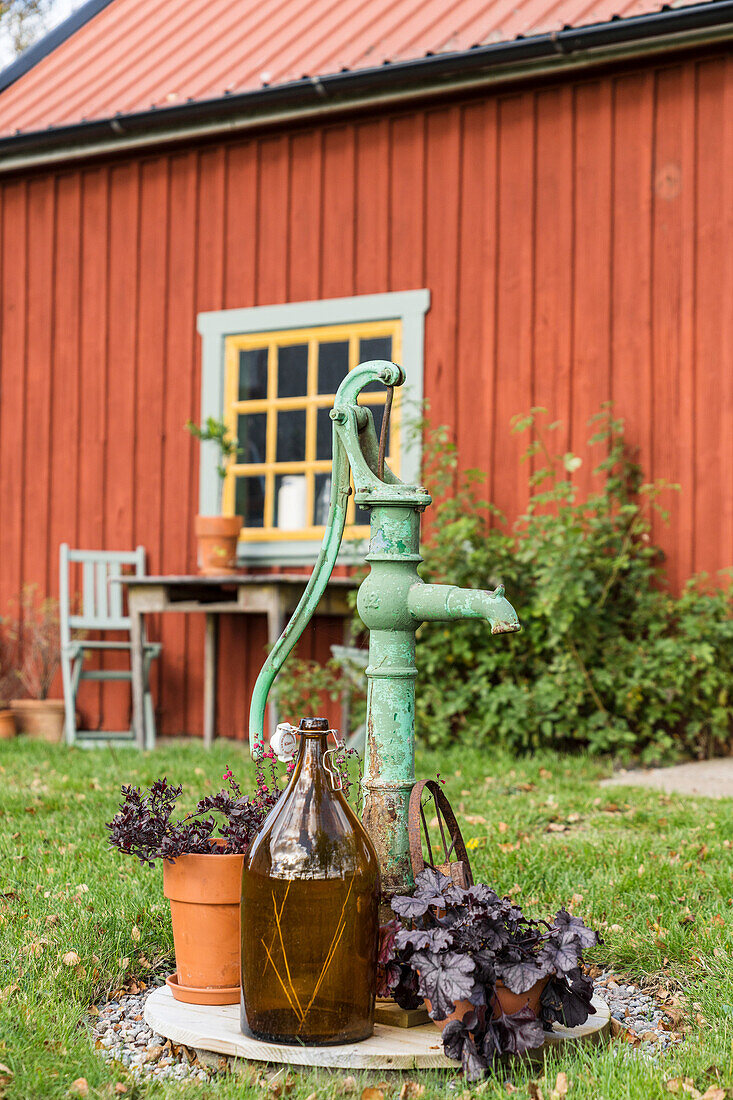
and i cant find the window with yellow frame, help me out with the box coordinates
[221,321,402,542]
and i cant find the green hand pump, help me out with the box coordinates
[249,360,520,899]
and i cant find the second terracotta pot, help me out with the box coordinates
[0,710,16,739]
[163,849,245,1004]
[426,978,548,1031]
[194,515,241,575]
[11,699,65,742]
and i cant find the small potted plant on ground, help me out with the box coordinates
[186,416,242,575]
[0,626,19,739]
[382,869,600,1080]
[107,753,291,1004]
[8,587,65,742]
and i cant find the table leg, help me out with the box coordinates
[204,613,217,749]
[129,601,146,750]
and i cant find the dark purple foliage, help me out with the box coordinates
[388,869,601,1079]
[106,756,288,866]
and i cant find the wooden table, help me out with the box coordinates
[117,575,357,749]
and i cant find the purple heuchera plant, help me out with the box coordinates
[106,753,291,866]
[384,869,600,1080]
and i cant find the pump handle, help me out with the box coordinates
[247,361,404,759]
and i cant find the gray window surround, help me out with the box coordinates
[196,289,430,565]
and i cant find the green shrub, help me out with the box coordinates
[277,406,733,761]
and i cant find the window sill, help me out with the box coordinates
[236,536,368,568]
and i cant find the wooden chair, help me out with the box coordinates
[59,544,162,748]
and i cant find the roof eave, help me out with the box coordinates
[1,0,732,172]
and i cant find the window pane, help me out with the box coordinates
[318,341,349,394]
[278,344,308,398]
[236,412,267,465]
[316,407,333,460]
[359,336,392,392]
[275,473,307,530]
[239,348,268,401]
[235,476,265,528]
[314,473,331,526]
[276,408,306,462]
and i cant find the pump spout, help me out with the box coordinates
[408,582,521,635]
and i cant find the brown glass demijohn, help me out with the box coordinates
[240,717,380,1045]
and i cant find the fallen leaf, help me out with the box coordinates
[114,1087,127,1096]
[551,1072,569,1099]
[400,1083,425,1100]
[539,768,552,779]
[529,1083,544,1100]
[131,925,141,942]
[362,1090,385,1100]
[505,1086,518,1096]
[547,822,568,833]
[341,1077,358,1094]
[69,1080,89,1097]
[700,1089,725,1100]
[463,815,487,826]
[61,951,80,967]
[498,822,508,834]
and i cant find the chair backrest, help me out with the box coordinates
[59,545,147,642]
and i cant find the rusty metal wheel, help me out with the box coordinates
[408,779,474,889]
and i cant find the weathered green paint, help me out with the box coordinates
[248,361,520,897]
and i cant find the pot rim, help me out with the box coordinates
[10,698,65,709]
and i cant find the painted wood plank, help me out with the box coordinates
[651,65,696,589]
[23,177,55,596]
[388,113,425,295]
[223,141,257,309]
[423,107,461,475]
[533,85,573,455]
[571,80,613,497]
[76,166,110,730]
[320,125,356,301]
[0,181,28,611]
[159,152,199,734]
[694,58,731,576]
[492,92,535,521]
[144,985,610,1067]
[355,118,389,296]
[288,131,322,304]
[611,72,654,480]
[455,101,497,479]
[48,174,82,604]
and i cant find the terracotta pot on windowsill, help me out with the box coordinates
[10,699,65,743]
[194,515,242,576]
[163,846,245,1005]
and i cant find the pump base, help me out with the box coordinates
[145,986,610,1070]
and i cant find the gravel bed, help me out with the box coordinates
[91,983,212,1082]
[592,968,684,1053]
[89,971,682,1079]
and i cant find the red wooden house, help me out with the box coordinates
[1,0,732,739]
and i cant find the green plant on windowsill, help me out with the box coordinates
[186,417,244,576]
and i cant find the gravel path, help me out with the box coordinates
[90,972,683,1080]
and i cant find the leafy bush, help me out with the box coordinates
[416,406,733,760]
[277,407,733,761]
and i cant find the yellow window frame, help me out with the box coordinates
[221,320,402,542]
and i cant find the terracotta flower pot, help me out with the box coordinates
[11,699,65,742]
[426,978,549,1031]
[163,849,245,1005]
[0,710,16,739]
[194,515,241,575]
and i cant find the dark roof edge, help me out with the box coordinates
[0,0,117,96]
[1,0,732,161]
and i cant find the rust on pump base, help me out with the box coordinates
[247,360,520,901]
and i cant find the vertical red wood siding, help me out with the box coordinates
[1,49,732,737]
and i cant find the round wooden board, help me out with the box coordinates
[144,988,611,1070]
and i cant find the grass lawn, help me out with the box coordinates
[1,738,732,1100]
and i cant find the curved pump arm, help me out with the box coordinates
[248,361,403,759]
